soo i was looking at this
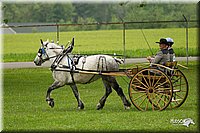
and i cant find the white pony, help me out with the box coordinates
[34,38,131,110]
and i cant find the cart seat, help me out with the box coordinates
[165,61,177,68]
[164,61,178,76]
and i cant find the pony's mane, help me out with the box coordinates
[44,41,63,49]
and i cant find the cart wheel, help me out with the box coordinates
[129,68,173,111]
[169,69,189,109]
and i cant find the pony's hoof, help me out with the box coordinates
[49,100,54,108]
[77,106,83,110]
[77,106,84,110]
[46,98,54,108]
[96,103,103,110]
[124,106,130,110]
[77,103,84,110]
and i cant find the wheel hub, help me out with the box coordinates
[148,87,154,93]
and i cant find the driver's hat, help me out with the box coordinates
[156,38,168,45]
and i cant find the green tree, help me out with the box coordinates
[2,2,197,29]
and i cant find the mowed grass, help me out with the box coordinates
[3,28,198,62]
[3,61,198,132]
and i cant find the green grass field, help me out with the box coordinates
[3,61,198,132]
[3,28,198,62]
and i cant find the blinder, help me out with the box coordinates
[37,47,50,61]
[41,48,46,54]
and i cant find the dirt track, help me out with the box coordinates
[1,57,199,69]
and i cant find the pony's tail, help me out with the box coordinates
[114,57,124,64]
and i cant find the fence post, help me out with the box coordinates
[123,22,126,65]
[183,15,189,66]
[56,23,59,43]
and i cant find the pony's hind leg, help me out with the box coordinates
[46,81,65,108]
[70,84,84,109]
[107,76,131,109]
[97,77,112,110]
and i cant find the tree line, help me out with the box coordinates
[3,2,198,30]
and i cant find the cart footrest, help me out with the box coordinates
[171,98,182,102]
[173,89,181,92]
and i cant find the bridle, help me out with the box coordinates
[37,38,74,66]
[37,45,64,62]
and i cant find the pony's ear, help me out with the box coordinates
[63,37,74,53]
[40,39,46,47]
[71,37,74,47]
[40,39,43,45]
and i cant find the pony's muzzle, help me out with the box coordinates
[34,59,42,66]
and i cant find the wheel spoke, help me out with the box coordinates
[131,83,147,90]
[141,74,150,88]
[133,93,147,101]
[153,75,163,88]
[135,77,149,89]
[155,89,172,96]
[154,95,162,109]
[147,70,152,87]
[145,99,149,110]
[173,93,184,99]
[138,96,148,107]
[151,72,156,88]
[173,83,187,87]
[171,77,181,84]
[154,80,169,89]
[154,93,170,105]
[131,91,146,94]
[152,99,155,111]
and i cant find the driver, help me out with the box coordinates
[147,38,169,65]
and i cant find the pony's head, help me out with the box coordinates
[34,39,63,66]
[34,38,75,66]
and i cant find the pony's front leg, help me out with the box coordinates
[70,84,84,109]
[46,81,64,108]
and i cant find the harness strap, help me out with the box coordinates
[81,56,86,70]
[70,71,76,84]
[51,54,64,70]
[97,56,108,73]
